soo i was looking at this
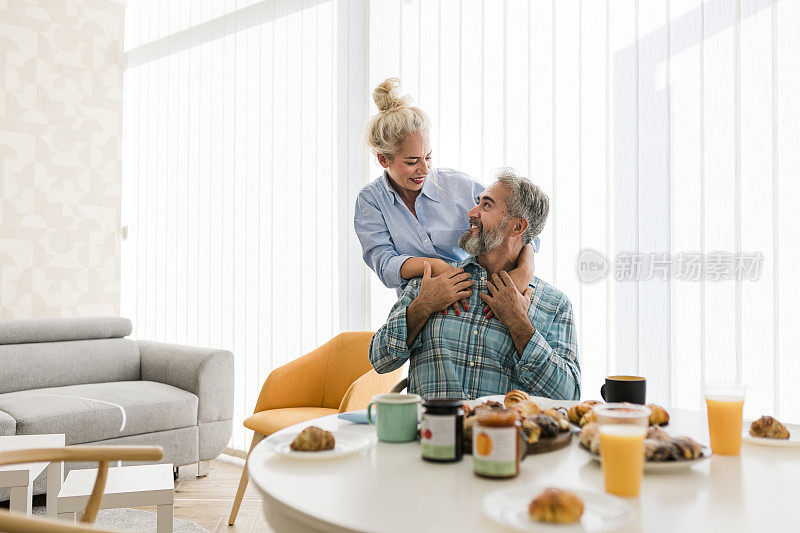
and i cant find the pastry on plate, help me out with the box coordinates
[290,426,335,451]
[510,400,542,419]
[579,422,600,454]
[521,418,542,444]
[749,415,790,439]
[645,439,677,461]
[568,401,601,425]
[529,414,561,438]
[646,426,671,441]
[647,404,670,426]
[541,409,570,431]
[671,436,703,460]
[504,389,531,407]
[529,488,584,524]
[644,436,703,461]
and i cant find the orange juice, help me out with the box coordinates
[599,424,647,497]
[706,395,744,455]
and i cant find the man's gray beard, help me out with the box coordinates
[458,219,507,256]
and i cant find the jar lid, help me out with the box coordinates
[422,398,464,408]
[476,407,518,425]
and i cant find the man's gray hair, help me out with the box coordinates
[495,168,549,246]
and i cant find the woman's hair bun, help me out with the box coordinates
[373,78,410,113]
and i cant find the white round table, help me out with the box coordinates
[248,407,800,532]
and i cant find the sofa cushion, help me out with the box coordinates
[0,410,15,436]
[0,317,132,345]
[0,338,140,394]
[243,407,338,437]
[0,381,198,445]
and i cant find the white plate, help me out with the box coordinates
[468,395,582,411]
[742,424,800,448]
[482,485,633,533]
[265,430,371,461]
[577,442,712,473]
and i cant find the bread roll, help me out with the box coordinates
[529,488,584,524]
[290,426,335,452]
[579,422,601,454]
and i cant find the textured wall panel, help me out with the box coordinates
[0,0,123,318]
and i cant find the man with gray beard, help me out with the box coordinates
[369,169,581,400]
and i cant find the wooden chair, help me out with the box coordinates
[228,331,401,525]
[390,377,409,393]
[0,446,163,533]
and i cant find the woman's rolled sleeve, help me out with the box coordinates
[354,194,410,289]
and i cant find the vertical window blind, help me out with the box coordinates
[122,0,799,451]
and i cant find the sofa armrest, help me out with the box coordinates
[137,340,234,424]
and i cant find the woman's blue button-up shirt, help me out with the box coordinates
[354,168,540,294]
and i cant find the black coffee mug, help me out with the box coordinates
[600,375,646,405]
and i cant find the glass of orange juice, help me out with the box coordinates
[595,403,651,497]
[704,382,746,456]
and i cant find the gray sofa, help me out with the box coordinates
[0,317,233,500]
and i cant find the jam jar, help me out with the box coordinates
[472,407,521,478]
[420,398,464,462]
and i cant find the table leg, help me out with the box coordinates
[157,504,174,533]
[9,484,33,515]
[46,460,63,519]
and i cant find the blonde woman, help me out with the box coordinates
[354,78,539,316]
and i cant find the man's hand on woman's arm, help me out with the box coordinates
[401,257,471,316]
[406,262,473,346]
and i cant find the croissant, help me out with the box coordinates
[568,400,601,424]
[542,409,570,431]
[504,389,531,407]
[579,410,597,427]
[290,426,335,451]
[529,488,584,524]
[647,404,670,426]
[750,415,790,439]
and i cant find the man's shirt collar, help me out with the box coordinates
[455,255,482,270]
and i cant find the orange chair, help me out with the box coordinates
[228,331,402,525]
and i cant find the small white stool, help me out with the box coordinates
[0,434,65,518]
[57,463,174,533]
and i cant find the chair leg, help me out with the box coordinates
[228,432,265,526]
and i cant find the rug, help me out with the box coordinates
[32,504,209,533]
